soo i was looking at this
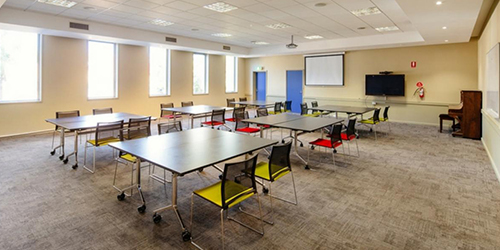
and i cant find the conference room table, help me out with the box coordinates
[243,113,343,169]
[45,112,153,169]
[108,128,277,242]
[230,100,275,108]
[162,105,232,129]
[308,105,376,119]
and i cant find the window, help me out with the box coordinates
[225,56,237,93]
[0,30,41,103]
[486,43,499,118]
[88,41,117,99]
[193,53,208,94]
[149,47,170,96]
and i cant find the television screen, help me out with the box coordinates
[365,74,405,96]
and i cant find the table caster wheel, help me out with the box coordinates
[219,174,223,180]
[262,187,269,194]
[59,155,64,160]
[72,164,78,169]
[300,143,304,147]
[182,230,191,242]
[117,193,125,201]
[63,158,69,164]
[153,213,162,224]
[50,150,55,156]
[333,149,337,153]
[138,205,146,214]
[356,135,360,139]
[305,165,310,170]
[198,169,203,172]
[281,139,285,143]
[370,128,373,132]
[311,146,315,150]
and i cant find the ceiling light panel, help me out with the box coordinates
[203,2,238,13]
[304,35,323,39]
[37,0,77,8]
[251,41,269,45]
[149,19,174,26]
[375,26,399,32]
[350,7,381,17]
[266,23,291,29]
[211,33,232,37]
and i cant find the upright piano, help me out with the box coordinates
[448,90,482,139]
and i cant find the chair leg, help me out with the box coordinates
[374,125,377,140]
[220,209,225,250]
[355,139,360,157]
[347,140,351,156]
[331,149,335,166]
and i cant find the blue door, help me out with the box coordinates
[256,72,266,101]
[286,70,303,113]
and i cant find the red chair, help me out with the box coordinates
[226,106,244,123]
[234,107,260,136]
[308,124,344,166]
[201,109,232,131]
[342,118,359,157]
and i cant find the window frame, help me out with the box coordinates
[225,56,238,94]
[148,46,171,97]
[192,53,209,95]
[0,31,42,104]
[87,40,118,100]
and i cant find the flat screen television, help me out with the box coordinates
[365,74,405,96]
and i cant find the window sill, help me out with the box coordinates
[0,100,42,104]
[193,93,209,96]
[225,92,238,94]
[149,95,171,98]
[88,97,118,101]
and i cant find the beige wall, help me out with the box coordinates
[0,35,246,137]
[245,42,478,125]
[478,2,500,181]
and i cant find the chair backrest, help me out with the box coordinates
[160,103,174,117]
[346,118,357,137]
[273,102,282,113]
[95,120,124,146]
[283,101,292,112]
[329,124,343,144]
[232,106,245,118]
[211,109,226,124]
[383,106,390,120]
[93,107,113,115]
[227,98,235,108]
[221,154,258,209]
[239,97,247,102]
[55,110,80,130]
[268,141,293,181]
[126,116,151,140]
[372,108,381,123]
[256,108,268,117]
[311,101,318,108]
[234,107,248,130]
[300,103,308,115]
[181,101,193,107]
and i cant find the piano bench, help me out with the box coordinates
[439,114,456,133]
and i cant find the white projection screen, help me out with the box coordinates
[305,54,344,86]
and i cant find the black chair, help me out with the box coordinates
[239,97,247,107]
[282,100,292,112]
[181,101,193,107]
[201,109,231,131]
[50,110,80,159]
[342,118,359,156]
[84,120,124,173]
[226,98,235,108]
[359,108,381,140]
[93,107,113,115]
[159,103,182,132]
[308,124,344,166]
[269,102,282,115]
[234,108,259,136]
[190,154,263,250]
[226,106,244,123]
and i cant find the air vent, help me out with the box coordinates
[165,36,177,43]
[69,22,89,30]
[223,45,231,51]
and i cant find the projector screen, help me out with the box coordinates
[305,54,344,86]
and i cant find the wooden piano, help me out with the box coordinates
[448,90,482,139]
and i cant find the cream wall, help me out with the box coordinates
[0,35,246,137]
[478,2,500,181]
[245,42,478,125]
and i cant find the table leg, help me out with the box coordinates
[191,115,194,129]
[136,159,146,213]
[291,130,308,169]
[59,128,65,160]
[152,173,191,242]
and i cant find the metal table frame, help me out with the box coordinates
[162,105,232,129]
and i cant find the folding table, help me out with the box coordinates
[162,105,232,129]
[230,100,275,108]
[308,105,376,119]
[108,128,277,242]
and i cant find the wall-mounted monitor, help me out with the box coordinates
[365,74,405,96]
[305,54,344,86]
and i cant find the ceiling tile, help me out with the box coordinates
[164,1,198,11]
[3,0,35,10]
[81,0,117,9]
[123,0,160,10]
[111,4,144,14]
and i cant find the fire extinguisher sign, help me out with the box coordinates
[411,61,417,68]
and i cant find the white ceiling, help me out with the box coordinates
[0,0,491,56]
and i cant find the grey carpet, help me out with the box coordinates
[0,120,499,250]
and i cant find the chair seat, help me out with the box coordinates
[202,121,224,126]
[303,114,316,117]
[369,117,387,122]
[341,133,356,141]
[254,162,290,181]
[225,118,236,122]
[194,180,254,209]
[309,138,342,149]
[162,114,182,119]
[359,119,379,124]
[268,111,281,115]
[120,153,136,162]
[87,137,120,146]
[236,127,260,133]
[258,124,272,128]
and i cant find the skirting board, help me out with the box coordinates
[0,129,53,139]
[482,137,500,184]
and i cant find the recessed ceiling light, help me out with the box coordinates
[304,35,323,40]
[37,0,77,8]
[315,3,327,7]
[350,7,381,17]
[442,26,447,29]
[211,33,232,37]
[375,26,400,32]
[203,2,238,13]
[436,1,443,5]
[445,40,449,42]
[83,6,96,10]
[251,41,269,45]
[266,23,291,29]
[191,28,199,31]
[357,27,366,30]
[149,19,174,26]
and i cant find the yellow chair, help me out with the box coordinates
[359,108,381,140]
[190,154,264,250]
[83,120,124,173]
[300,103,320,117]
[268,102,283,115]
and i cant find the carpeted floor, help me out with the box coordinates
[0,120,499,250]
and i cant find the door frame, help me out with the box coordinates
[253,70,268,101]
[286,69,304,111]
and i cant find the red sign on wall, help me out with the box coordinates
[411,61,417,68]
